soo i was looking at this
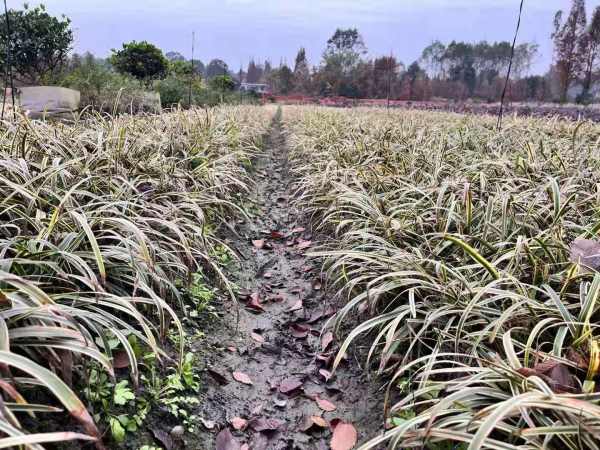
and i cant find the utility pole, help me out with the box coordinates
[188,31,195,107]
[1,0,16,121]
[497,0,524,131]
[386,50,394,110]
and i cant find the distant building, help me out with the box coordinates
[239,82,270,94]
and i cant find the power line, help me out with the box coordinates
[497,0,524,131]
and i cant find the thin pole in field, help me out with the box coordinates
[386,50,393,110]
[188,31,195,107]
[1,0,16,121]
[497,0,524,131]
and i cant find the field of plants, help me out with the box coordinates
[0,105,271,447]
[284,106,600,449]
[2,102,600,450]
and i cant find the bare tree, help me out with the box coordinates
[581,6,600,101]
[552,0,587,102]
[293,48,310,94]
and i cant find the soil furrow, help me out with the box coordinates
[188,111,382,449]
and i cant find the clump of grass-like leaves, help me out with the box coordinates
[0,105,270,447]
[285,106,600,449]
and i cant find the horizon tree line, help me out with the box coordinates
[2,1,600,104]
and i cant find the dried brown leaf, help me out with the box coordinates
[330,422,357,450]
[216,429,241,450]
[232,371,253,385]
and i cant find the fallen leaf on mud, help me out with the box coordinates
[200,418,216,430]
[279,377,304,394]
[216,429,241,450]
[247,293,265,312]
[315,396,337,412]
[152,429,173,450]
[330,422,357,450]
[319,369,333,382]
[288,299,303,312]
[307,310,323,323]
[248,417,285,432]
[321,332,334,351]
[270,230,285,239]
[252,239,265,249]
[251,332,265,343]
[232,371,253,385]
[296,239,312,250]
[569,238,600,269]
[208,368,229,385]
[301,415,329,432]
[290,324,310,339]
[517,360,577,393]
[231,417,248,431]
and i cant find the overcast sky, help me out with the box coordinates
[6,0,592,74]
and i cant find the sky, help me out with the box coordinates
[5,0,590,75]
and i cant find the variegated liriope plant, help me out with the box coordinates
[0,105,272,448]
[284,105,600,450]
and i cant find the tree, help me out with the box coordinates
[319,28,368,97]
[323,28,367,75]
[263,60,273,82]
[110,41,168,86]
[246,60,263,83]
[512,43,539,78]
[293,48,311,93]
[269,64,293,94]
[552,0,587,102]
[209,74,235,92]
[581,6,600,101]
[165,51,186,62]
[0,3,73,84]
[206,59,229,78]
[420,41,446,78]
[372,56,399,99]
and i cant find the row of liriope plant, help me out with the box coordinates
[0,105,271,448]
[284,105,600,450]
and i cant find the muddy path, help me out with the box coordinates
[184,110,383,449]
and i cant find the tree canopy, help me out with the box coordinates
[206,59,229,79]
[110,41,168,85]
[0,3,73,84]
